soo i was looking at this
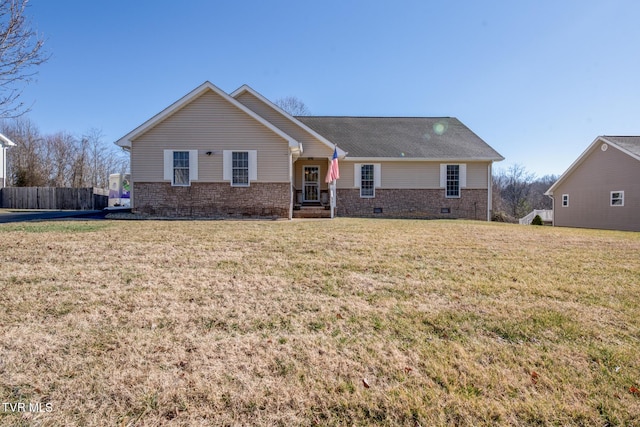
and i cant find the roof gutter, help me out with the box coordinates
[344,156,505,162]
[0,133,16,147]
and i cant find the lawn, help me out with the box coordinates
[1,218,639,426]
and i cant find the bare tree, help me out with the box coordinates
[494,164,536,219]
[492,167,559,222]
[274,96,310,116]
[1,116,45,185]
[70,135,88,187]
[0,0,48,118]
[492,171,506,219]
[44,132,76,186]
[2,119,129,188]
[529,174,557,210]
[45,130,128,188]
[81,128,128,188]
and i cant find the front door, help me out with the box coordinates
[303,166,320,202]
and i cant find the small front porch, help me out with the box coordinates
[292,187,332,218]
[292,159,335,218]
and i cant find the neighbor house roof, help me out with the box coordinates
[545,135,640,195]
[296,116,504,161]
[601,136,640,158]
[0,133,16,148]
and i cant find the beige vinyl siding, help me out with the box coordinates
[553,143,640,231]
[465,162,489,188]
[131,91,290,183]
[337,161,490,189]
[336,161,355,189]
[236,91,333,158]
[380,162,439,188]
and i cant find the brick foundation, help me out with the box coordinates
[336,188,488,220]
[133,182,290,218]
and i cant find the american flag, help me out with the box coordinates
[325,147,340,183]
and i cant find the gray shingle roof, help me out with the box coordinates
[602,136,640,157]
[295,116,504,160]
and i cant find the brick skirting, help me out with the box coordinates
[133,182,290,218]
[336,188,488,220]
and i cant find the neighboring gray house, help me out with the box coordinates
[545,136,640,231]
[115,81,504,219]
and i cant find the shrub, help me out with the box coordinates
[492,211,516,223]
[531,214,543,226]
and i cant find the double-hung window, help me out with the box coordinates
[172,151,190,186]
[355,163,380,198]
[223,150,257,186]
[611,191,624,206]
[562,194,569,207]
[232,151,249,186]
[440,164,466,197]
[164,150,198,186]
[446,164,460,198]
[360,164,375,197]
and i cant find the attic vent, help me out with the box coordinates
[601,143,608,152]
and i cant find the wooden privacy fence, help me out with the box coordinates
[0,187,108,210]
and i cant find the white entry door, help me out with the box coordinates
[303,166,320,202]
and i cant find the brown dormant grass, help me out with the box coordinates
[1,219,639,426]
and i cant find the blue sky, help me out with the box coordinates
[17,0,640,177]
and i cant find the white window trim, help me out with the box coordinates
[232,151,250,187]
[360,164,375,198]
[354,163,381,198]
[610,191,624,207]
[173,151,190,186]
[163,149,198,186]
[441,164,466,199]
[562,194,569,207]
[223,150,257,187]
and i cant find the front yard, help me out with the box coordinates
[1,219,639,425]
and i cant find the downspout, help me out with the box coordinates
[487,163,493,222]
[288,151,293,220]
[124,145,133,211]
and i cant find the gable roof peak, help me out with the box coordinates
[546,135,640,195]
[230,84,347,157]
[114,81,299,149]
[599,135,640,158]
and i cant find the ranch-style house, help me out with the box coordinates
[115,82,504,220]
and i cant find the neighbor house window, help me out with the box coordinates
[611,191,624,206]
[360,164,374,198]
[562,194,569,207]
[173,151,190,186]
[446,165,460,198]
[232,151,249,186]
